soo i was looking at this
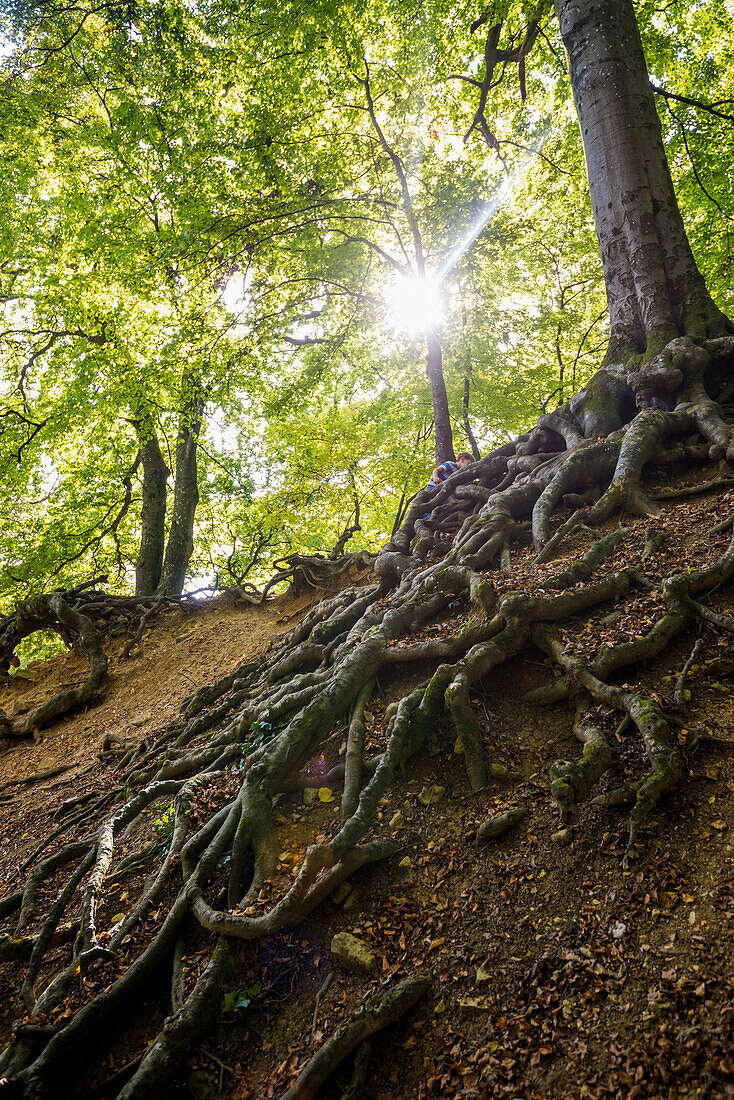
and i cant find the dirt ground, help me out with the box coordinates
[1,486,734,1099]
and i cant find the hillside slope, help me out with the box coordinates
[1,467,734,1099]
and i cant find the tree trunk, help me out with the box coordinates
[426,332,456,464]
[556,0,730,362]
[156,369,205,597]
[463,368,481,461]
[133,411,169,597]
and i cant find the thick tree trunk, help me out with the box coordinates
[426,333,456,463]
[556,0,730,361]
[156,369,205,597]
[133,412,169,597]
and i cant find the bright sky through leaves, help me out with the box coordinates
[386,274,444,335]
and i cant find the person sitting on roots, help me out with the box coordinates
[422,451,474,520]
[426,451,473,492]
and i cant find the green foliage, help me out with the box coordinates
[0,0,730,607]
[222,983,262,1013]
[153,801,175,843]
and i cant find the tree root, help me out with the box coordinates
[280,975,430,1100]
[675,638,704,705]
[549,696,613,825]
[476,805,527,842]
[3,345,734,1095]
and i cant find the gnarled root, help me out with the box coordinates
[548,695,613,825]
[281,975,430,1100]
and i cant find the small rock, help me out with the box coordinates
[488,762,513,780]
[303,787,319,805]
[332,882,352,905]
[454,735,464,755]
[611,921,626,940]
[389,811,404,829]
[418,784,445,806]
[551,828,572,846]
[131,710,153,727]
[110,912,125,924]
[459,997,492,1013]
[342,890,359,912]
[331,932,377,976]
[399,856,412,868]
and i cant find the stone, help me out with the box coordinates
[332,882,352,905]
[331,932,377,976]
[303,787,319,805]
[131,710,153,727]
[551,828,572,846]
[389,811,404,829]
[459,997,492,1013]
[418,784,445,806]
[342,890,359,912]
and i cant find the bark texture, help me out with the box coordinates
[426,333,456,464]
[556,0,730,360]
[134,411,169,597]
[157,368,205,598]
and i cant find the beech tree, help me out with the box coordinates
[1,0,734,1095]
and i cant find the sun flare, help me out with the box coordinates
[386,274,444,336]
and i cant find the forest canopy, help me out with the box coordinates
[0,0,732,606]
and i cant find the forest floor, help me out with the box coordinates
[1,476,734,1099]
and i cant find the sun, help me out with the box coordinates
[386,273,445,336]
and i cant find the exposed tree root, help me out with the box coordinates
[3,335,734,1095]
[280,975,430,1100]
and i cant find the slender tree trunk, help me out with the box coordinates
[556,0,730,362]
[156,369,205,597]
[462,368,481,461]
[133,410,169,597]
[426,333,456,463]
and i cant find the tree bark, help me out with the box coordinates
[556,0,730,361]
[156,369,205,597]
[133,409,169,597]
[463,369,481,461]
[426,332,456,464]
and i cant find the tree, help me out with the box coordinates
[1,0,734,1095]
